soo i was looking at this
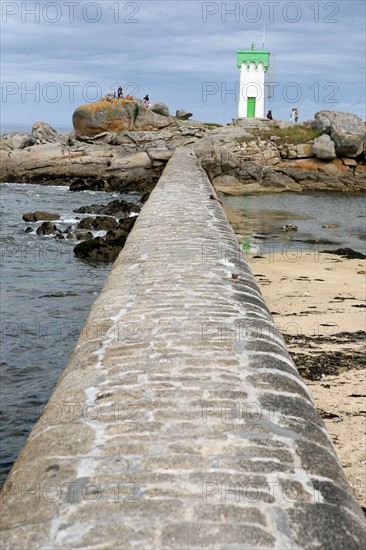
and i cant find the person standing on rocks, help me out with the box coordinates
[294,107,299,124]
[118,86,123,99]
[290,108,295,123]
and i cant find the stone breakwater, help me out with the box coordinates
[1,149,365,549]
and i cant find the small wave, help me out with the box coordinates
[58,218,79,224]
[39,291,79,298]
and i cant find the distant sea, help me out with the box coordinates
[1,123,73,135]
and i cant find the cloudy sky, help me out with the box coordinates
[1,0,365,128]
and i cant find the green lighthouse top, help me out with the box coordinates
[237,44,270,70]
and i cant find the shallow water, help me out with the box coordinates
[0,183,140,486]
[224,192,366,255]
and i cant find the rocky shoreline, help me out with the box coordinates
[1,107,365,260]
[1,109,365,195]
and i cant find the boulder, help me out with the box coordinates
[32,121,59,142]
[74,218,136,262]
[77,216,118,231]
[72,100,175,137]
[146,148,173,162]
[22,211,60,222]
[73,237,120,262]
[36,222,60,235]
[74,199,140,218]
[312,134,337,159]
[105,217,137,247]
[75,230,93,241]
[0,132,37,151]
[176,110,193,120]
[314,111,365,157]
[151,102,170,117]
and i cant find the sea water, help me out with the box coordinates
[0,183,141,486]
[224,193,366,256]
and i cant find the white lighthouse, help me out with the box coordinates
[237,42,270,119]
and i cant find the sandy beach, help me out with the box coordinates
[245,249,366,510]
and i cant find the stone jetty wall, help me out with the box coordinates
[1,149,365,549]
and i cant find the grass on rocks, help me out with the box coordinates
[204,122,224,128]
[235,124,323,146]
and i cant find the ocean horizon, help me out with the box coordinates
[1,122,73,136]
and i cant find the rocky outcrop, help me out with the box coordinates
[0,120,208,192]
[72,99,176,138]
[314,110,365,158]
[1,111,365,195]
[193,115,365,195]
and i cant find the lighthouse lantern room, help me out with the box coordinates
[237,42,270,119]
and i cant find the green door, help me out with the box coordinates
[247,97,256,118]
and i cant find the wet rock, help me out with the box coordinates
[75,230,94,241]
[22,211,61,222]
[73,237,120,262]
[73,217,137,261]
[69,178,106,192]
[282,224,298,232]
[105,217,136,246]
[77,216,118,231]
[74,199,140,218]
[138,192,151,205]
[36,222,60,235]
[322,224,338,229]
